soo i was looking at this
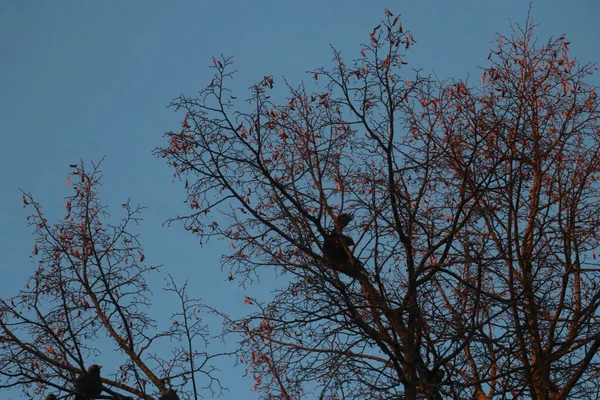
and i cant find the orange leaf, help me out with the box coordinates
[361,49,366,57]
[244,296,253,305]
[66,176,71,186]
[385,8,393,16]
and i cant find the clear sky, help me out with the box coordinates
[1,1,598,399]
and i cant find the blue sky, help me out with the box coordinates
[1,1,598,398]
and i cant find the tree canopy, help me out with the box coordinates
[3,9,600,400]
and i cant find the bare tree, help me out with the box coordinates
[157,9,600,400]
[0,161,226,399]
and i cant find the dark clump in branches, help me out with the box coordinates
[322,213,361,277]
[158,388,180,400]
[74,364,103,400]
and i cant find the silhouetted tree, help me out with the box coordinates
[0,162,227,399]
[158,9,600,400]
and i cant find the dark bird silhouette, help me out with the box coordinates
[159,389,180,400]
[417,363,445,400]
[74,364,103,400]
[323,213,360,277]
[45,395,57,400]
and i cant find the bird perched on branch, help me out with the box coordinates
[74,364,103,400]
[159,389,180,400]
[322,213,361,277]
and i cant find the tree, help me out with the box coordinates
[0,161,225,399]
[157,10,599,400]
